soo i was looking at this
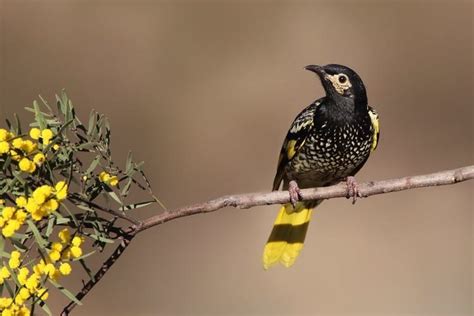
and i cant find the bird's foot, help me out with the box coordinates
[345,176,361,204]
[288,180,302,208]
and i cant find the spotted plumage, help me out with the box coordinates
[263,64,380,269]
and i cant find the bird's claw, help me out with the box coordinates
[288,180,302,208]
[345,176,361,204]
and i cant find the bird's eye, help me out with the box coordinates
[338,75,347,84]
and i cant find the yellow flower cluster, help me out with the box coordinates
[25,181,68,222]
[0,251,47,316]
[48,228,84,263]
[0,228,84,315]
[0,181,68,237]
[99,171,119,186]
[0,128,59,174]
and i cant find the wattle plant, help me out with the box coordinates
[0,92,159,315]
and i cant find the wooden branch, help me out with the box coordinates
[137,165,474,232]
[62,165,474,314]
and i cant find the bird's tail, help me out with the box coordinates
[262,202,312,269]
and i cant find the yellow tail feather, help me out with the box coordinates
[262,203,312,270]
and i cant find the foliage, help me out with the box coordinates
[0,92,158,315]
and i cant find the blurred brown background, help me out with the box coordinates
[0,0,473,315]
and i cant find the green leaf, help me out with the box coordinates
[55,215,71,225]
[125,151,133,174]
[103,185,122,205]
[9,237,28,251]
[39,95,53,112]
[57,118,74,136]
[58,204,79,227]
[38,300,52,316]
[3,278,14,297]
[71,250,96,261]
[86,233,114,244]
[119,200,155,211]
[87,110,98,137]
[49,280,82,305]
[13,113,22,135]
[26,220,47,248]
[4,265,20,288]
[33,100,47,130]
[120,177,132,197]
[85,155,101,175]
[0,236,4,259]
[45,216,56,238]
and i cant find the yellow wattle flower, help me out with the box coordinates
[99,171,110,182]
[59,263,72,276]
[17,267,29,285]
[55,181,68,200]
[70,246,82,258]
[58,228,70,243]
[0,141,10,154]
[43,198,59,213]
[0,297,13,308]
[48,250,61,262]
[33,152,45,165]
[11,138,24,149]
[21,140,36,154]
[109,175,119,186]
[18,288,30,300]
[0,129,8,141]
[71,236,83,247]
[29,128,41,140]
[18,158,33,172]
[0,267,11,279]
[15,197,27,208]
[14,210,27,223]
[8,251,21,269]
[36,288,49,301]
[2,207,15,220]
[41,129,53,145]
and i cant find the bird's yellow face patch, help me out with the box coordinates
[326,73,352,95]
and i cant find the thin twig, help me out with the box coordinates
[63,165,474,314]
[68,194,140,225]
[60,232,135,316]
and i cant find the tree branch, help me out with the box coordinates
[137,165,474,232]
[62,165,474,314]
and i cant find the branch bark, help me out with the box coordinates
[62,165,474,315]
[137,165,474,232]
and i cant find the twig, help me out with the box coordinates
[62,165,474,314]
[60,232,135,316]
[137,165,474,232]
[68,194,140,225]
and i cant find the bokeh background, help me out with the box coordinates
[0,1,472,315]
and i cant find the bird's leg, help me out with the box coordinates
[345,176,361,204]
[288,180,302,208]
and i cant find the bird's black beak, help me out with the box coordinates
[304,65,325,76]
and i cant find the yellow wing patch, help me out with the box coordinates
[286,140,297,159]
[368,108,380,151]
[286,139,306,160]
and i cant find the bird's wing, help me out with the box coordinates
[272,101,319,191]
[368,106,380,151]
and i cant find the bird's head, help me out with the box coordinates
[305,64,367,107]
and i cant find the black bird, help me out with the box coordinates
[263,64,380,269]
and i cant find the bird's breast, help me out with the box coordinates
[286,119,373,187]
